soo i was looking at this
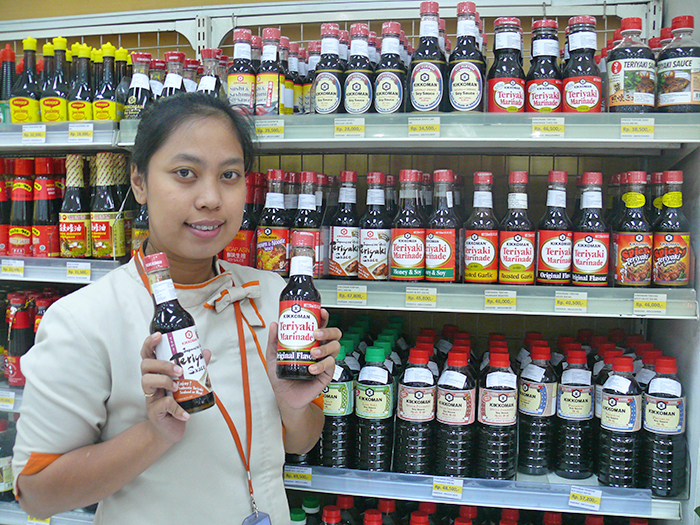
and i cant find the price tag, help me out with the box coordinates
[532,117,565,138]
[283,465,312,487]
[334,117,365,138]
[68,122,94,143]
[0,390,15,411]
[337,284,367,306]
[27,517,51,525]
[555,291,588,313]
[406,287,437,308]
[408,116,440,137]
[634,293,667,315]
[22,124,46,144]
[255,119,285,139]
[432,476,464,500]
[66,261,91,282]
[1,259,25,277]
[568,485,602,511]
[484,290,516,311]
[621,117,654,139]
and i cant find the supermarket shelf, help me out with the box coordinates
[0,501,93,525]
[0,121,119,153]
[283,466,682,520]
[0,257,122,284]
[316,280,699,319]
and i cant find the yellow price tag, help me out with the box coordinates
[633,293,667,315]
[405,287,437,308]
[255,119,285,139]
[555,291,587,313]
[27,517,51,524]
[283,465,312,487]
[68,123,94,143]
[621,118,654,138]
[484,290,517,311]
[334,117,365,137]
[0,391,15,410]
[408,117,440,137]
[284,471,312,481]
[337,285,367,305]
[66,262,91,282]
[432,476,463,500]
[1,259,25,277]
[532,117,565,137]
[568,485,602,511]
[22,124,46,144]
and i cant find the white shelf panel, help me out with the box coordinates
[0,501,93,525]
[0,121,118,153]
[0,258,122,285]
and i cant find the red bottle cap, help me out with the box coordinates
[533,19,558,30]
[557,335,575,348]
[421,172,431,184]
[262,27,282,41]
[490,352,511,368]
[495,17,521,28]
[548,170,567,183]
[386,174,396,185]
[447,351,468,367]
[672,16,694,31]
[290,42,299,54]
[591,335,608,349]
[410,512,430,525]
[280,36,290,49]
[525,331,542,343]
[655,356,677,374]
[634,341,654,353]
[420,328,437,338]
[1,44,15,62]
[433,169,454,182]
[597,342,616,358]
[322,506,341,524]
[649,172,663,185]
[473,171,493,184]
[502,510,520,521]
[543,512,562,525]
[253,172,265,186]
[626,171,647,184]
[569,16,596,27]
[36,297,53,308]
[613,28,623,41]
[490,332,506,341]
[131,52,152,64]
[663,170,683,183]
[648,37,662,49]
[416,342,434,353]
[500,521,518,525]
[629,519,648,525]
[340,170,357,183]
[660,27,673,40]
[377,499,396,513]
[321,23,340,38]
[34,157,53,175]
[14,158,34,176]
[367,171,386,184]
[621,17,643,31]
[364,510,383,525]
[640,348,662,366]
[339,30,349,43]
[299,171,317,184]
[563,343,582,355]
[442,324,458,337]
[214,49,223,59]
[399,169,421,182]
[509,171,528,184]
[585,516,604,525]
[164,51,185,63]
[567,349,587,365]
[580,172,602,185]
[200,48,219,59]
[408,349,431,365]
[252,35,262,48]
[604,349,623,364]
[382,21,402,37]
[458,2,477,15]
[612,356,634,373]
[491,342,509,351]
[336,495,354,510]
[143,252,169,272]
[267,168,285,181]
[351,23,370,38]
[151,59,166,70]
[420,2,439,15]
[234,29,252,42]
[185,59,200,69]
[531,346,551,361]
[459,506,478,519]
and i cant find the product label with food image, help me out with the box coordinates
[607,58,656,108]
[601,392,642,432]
[526,79,562,112]
[91,211,126,258]
[155,325,212,403]
[437,387,476,425]
[227,72,255,114]
[644,394,685,434]
[410,62,444,111]
[464,230,498,283]
[221,229,256,267]
[255,72,281,115]
[653,232,690,286]
[375,71,404,113]
[571,232,609,285]
[329,226,360,277]
[488,78,525,112]
[398,384,436,422]
[449,61,483,111]
[40,97,68,122]
[478,387,518,425]
[656,57,700,107]
[613,232,652,286]
[277,299,321,370]
[256,226,289,275]
[425,229,456,281]
[68,100,93,121]
[359,228,390,280]
[59,213,91,257]
[499,231,535,284]
[390,228,426,280]
[344,71,373,114]
[313,71,343,114]
[563,76,602,112]
[9,97,39,123]
[8,227,31,256]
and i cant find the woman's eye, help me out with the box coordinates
[176,168,194,178]
[221,171,240,180]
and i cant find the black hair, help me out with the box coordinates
[131,92,255,177]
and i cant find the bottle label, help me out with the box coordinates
[436,387,475,425]
[9,227,32,256]
[323,380,354,416]
[0,456,13,492]
[563,76,602,112]
[375,71,404,114]
[449,61,483,111]
[226,73,255,115]
[613,232,652,286]
[221,229,256,267]
[533,39,560,57]
[488,78,525,113]
[601,392,642,432]
[359,228,390,280]
[569,31,597,51]
[536,230,572,284]
[478,387,517,426]
[32,225,60,258]
[339,187,357,204]
[93,100,117,120]
[582,191,603,209]
[425,229,456,281]
[355,383,393,419]
[255,72,281,115]
[571,232,609,285]
[366,188,385,206]
[303,82,312,113]
[464,230,499,283]
[608,58,656,108]
[344,71,373,114]
[40,96,68,122]
[91,211,126,258]
[398,384,436,422]
[163,73,183,90]
[10,97,40,123]
[277,299,321,372]
[294,82,303,113]
[519,378,556,417]
[526,79,563,112]
[657,57,700,107]
[283,78,294,115]
[314,71,342,114]
[558,384,594,420]
[498,231,535,284]
[644,394,685,434]
[60,212,91,258]
[68,100,93,121]
[6,355,25,387]
[11,179,33,201]
[256,226,289,275]
[291,228,322,278]
[653,232,690,287]
[390,228,426,280]
[329,226,360,277]
[458,19,479,39]
[410,62,443,111]
[155,325,212,403]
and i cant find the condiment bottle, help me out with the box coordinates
[160,51,185,97]
[572,172,609,286]
[40,37,68,122]
[526,19,563,112]
[131,204,148,258]
[292,171,322,278]
[323,506,342,525]
[123,52,152,119]
[499,171,535,285]
[647,172,665,226]
[359,171,390,281]
[656,16,700,113]
[385,173,398,219]
[7,294,32,387]
[374,22,406,115]
[92,49,104,94]
[32,157,59,258]
[182,59,199,92]
[447,1,485,112]
[652,171,690,287]
[563,16,602,112]
[114,47,130,119]
[344,23,374,114]
[536,170,572,285]
[279,36,293,115]
[305,41,321,113]
[255,27,283,115]
[605,173,621,227]
[368,32,379,69]
[329,170,360,279]
[198,48,225,99]
[149,58,166,98]
[60,154,91,258]
[68,44,93,121]
[144,252,214,413]
[338,30,350,71]
[0,159,11,256]
[255,168,289,275]
[409,2,446,112]
[9,158,34,257]
[463,171,499,284]
[10,37,40,123]
[607,17,655,112]
[390,169,426,281]
[426,169,459,282]
[93,43,117,120]
[313,23,344,114]
[220,173,257,267]
[284,171,299,219]
[289,42,303,113]
[90,152,126,259]
[321,343,356,468]
[488,17,526,113]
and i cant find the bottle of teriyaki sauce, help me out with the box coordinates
[562,16,602,113]
[572,172,610,286]
[487,17,526,113]
[526,19,563,113]
[656,16,700,113]
[536,170,572,285]
[409,2,446,113]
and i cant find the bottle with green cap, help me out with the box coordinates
[321,342,355,468]
[339,339,361,377]
[10,37,41,123]
[40,37,68,122]
[345,331,365,367]
[68,44,93,121]
[94,43,117,120]
[291,508,308,525]
[375,340,398,401]
[302,495,322,525]
[355,345,394,471]
[377,332,403,370]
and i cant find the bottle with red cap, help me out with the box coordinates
[256,169,290,275]
[219,173,257,267]
[526,19,562,112]
[562,16,602,112]
[7,294,32,387]
[390,170,426,281]
[635,348,661,391]
[344,23,374,114]
[363,509,381,525]
[323,506,342,525]
[584,516,604,525]
[329,170,360,278]
[646,172,664,226]
[463,171,498,284]
[374,22,406,115]
[652,171,690,287]
[182,58,199,92]
[278,36,293,115]
[123,52,152,119]
[305,41,321,113]
[158,52,185,98]
[291,171,322,277]
[536,170,572,285]
[0,159,11,256]
[572,172,609,286]
[32,157,59,258]
[285,172,299,219]
[498,171,535,284]
[9,158,34,257]
[409,2,446,112]
[197,48,223,99]
[10,37,40,123]
[377,500,400,525]
[334,496,359,525]
[288,42,303,114]
[255,28,283,115]
[657,16,700,113]
[409,511,429,525]
[447,2,485,113]
[313,23,344,115]
[226,30,255,110]
[426,169,459,282]
[487,17,526,113]
[359,171,390,281]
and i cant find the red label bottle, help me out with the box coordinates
[256,169,290,276]
[526,19,563,112]
[572,172,610,286]
[653,171,690,287]
[32,157,60,258]
[221,173,258,267]
[499,171,535,284]
[488,17,526,112]
[563,16,602,112]
[426,169,459,282]
[536,170,572,284]
[9,158,34,257]
[463,171,499,283]
[0,159,11,256]
[613,171,652,286]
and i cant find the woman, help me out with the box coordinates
[13,93,340,524]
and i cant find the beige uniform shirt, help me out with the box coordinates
[13,257,291,525]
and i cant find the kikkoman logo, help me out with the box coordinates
[666,234,674,242]
[292,304,301,313]
[185,330,194,339]
[657,400,667,410]
[421,73,430,82]
[461,72,470,82]
[383,82,391,90]
[608,398,618,407]
[522,384,530,392]
[572,390,581,398]
[321,82,330,90]
[353,82,361,90]
[366,388,375,396]
[498,393,508,403]
[445,393,454,402]
[414,391,424,400]
[636,234,644,242]
[514,234,522,242]
[264,228,272,235]
[404,233,411,239]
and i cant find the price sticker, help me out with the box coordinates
[334,117,365,138]
[22,124,46,144]
[555,291,588,313]
[0,390,15,411]
[66,261,91,282]
[337,284,367,306]
[408,116,440,137]
[633,293,667,316]
[568,485,602,511]
[432,476,464,500]
[283,465,313,487]
[621,118,654,139]
[532,117,565,138]
[255,119,285,139]
[406,287,437,308]
[27,517,51,525]
[1,259,25,277]
[68,122,94,143]
[484,290,517,311]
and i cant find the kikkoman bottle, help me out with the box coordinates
[344,23,374,114]
[526,19,563,112]
[256,169,290,276]
[292,171,322,278]
[426,169,459,282]
[536,170,572,285]
[220,173,257,267]
[123,52,153,119]
[390,170,426,281]
[160,52,186,97]
[447,2,485,112]
[463,171,499,284]
[605,173,622,226]
[313,23,344,115]
[572,172,609,286]
[32,158,59,258]
[656,16,700,113]
[359,171,391,281]
[374,22,406,115]
[339,30,350,71]
[182,59,199,92]
[488,17,526,113]
[9,159,34,257]
[90,152,126,259]
[499,171,535,284]
[40,36,69,122]
[409,2,446,112]
[652,171,690,287]
[195,48,221,99]
[329,171,360,278]
[305,41,321,113]
[68,45,93,121]
[563,16,602,112]
[289,42,303,114]
[10,37,40,123]
[279,37,294,115]
[276,231,322,381]
[255,28,283,115]
[647,172,664,226]
[321,343,355,468]
[144,252,214,413]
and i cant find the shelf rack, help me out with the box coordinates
[0,121,119,154]
[0,258,122,285]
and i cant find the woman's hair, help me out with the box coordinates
[131,92,255,177]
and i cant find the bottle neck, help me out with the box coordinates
[350,36,369,58]
[76,56,90,84]
[24,49,37,76]
[398,181,421,208]
[433,181,453,208]
[148,272,178,306]
[203,58,218,76]
[43,56,55,79]
[289,254,314,277]
[420,12,440,39]
[102,56,115,85]
[381,35,401,57]
[66,168,84,188]
[133,62,149,76]
[268,179,285,194]
[234,41,252,61]
[261,41,279,63]
[167,61,183,75]
[473,183,494,210]
[321,36,340,57]
[115,60,127,83]
[366,183,385,208]
[457,15,479,40]
[580,185,603,210]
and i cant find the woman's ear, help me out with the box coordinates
[131,165,147,205]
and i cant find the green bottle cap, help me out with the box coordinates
[347,325,366,336]
[365,346,386,363]
[291,509,307,523]
[337,343,347,361]
[388,315,404,326]
[375,341,392,357]
[346,333,361,349]
[302,496,320,512]
[377,333,396,344]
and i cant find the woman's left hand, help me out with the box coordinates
[265,308,342,409]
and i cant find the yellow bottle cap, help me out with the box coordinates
[66,50,73,62]
[52,36,67,51]
[126,53,132,66]
[71,42,81,54]
[23,37,38,51]
[115,47,128,61]
[42,42,55,56]
[101,43,116,57]
[79,44,91,59]
[93,49,103,63]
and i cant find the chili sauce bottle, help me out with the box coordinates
[32,157,59,258]
[321,343,356,468]
[487,18,526,113]
[359,171,390,281]
[255,27,283,115]
[9,159,34,257]
[572,172,610,286]
[144,252,214,413]
[10,37,40,123]
[93,43,118,120]
[276,231,322,381]
[344,23,374,115]
[160,52,186,97]
[90,152,126,259]
[657,16,700,113]
[68,44,93,121]
[256,169,290,276]
[447,1,485,112]
[40,37,69,122]
[613,171,652,287]
[390,169,426,281]
[499,171,535,284]
[526,19,563,112]
[563,16,602,112]
[329,170,360,279]
[426,169,459,282]
[463,172,499,284]
[313,23,344,115]
[292,171,322,278]
[131,204,148,258]
[536,170,572,285]
[220,173,257,267]
[652,171,690,287]
[409,2,446,112]
[123,52,152,119]
[374,22,406,115]
[226,31,256,109]
[198,48,224,99]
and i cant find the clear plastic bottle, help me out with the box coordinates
[656,16,700,113]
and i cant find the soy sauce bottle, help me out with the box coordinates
[536,170,572,285]
[292,171,322,278]
[131,204,149,257]
[652,171,690,287]
[487,18,526,113]
[251,35,262,73]
[59,154,91,258]
[656,16,700,113]
[68,44,94,121]
[226,30,255,113]
[374,22,406,115]
[123,52,153,119]
[279,37,294,115]
[463,171,499,284]
[160,52,186,97]
[40,37,69,122]
[390,170,426,281]
[344,23,374,114]
[572,172,610,286]
[220,173,257,267]
[255,28,283,116]
[321,344,356,468]
[526,19,563,112]
[409,2,446,112]
[10,37,40,123]
[256,169,290,276]
[313,23,344,114]
[426,170,459,282]
[198,48,224,99]
[562,16,602,112]
[9,159,34,257]
[447,1,485,112]
[498,171,535,285]
[359,172,391,281]
[32,158,59,258]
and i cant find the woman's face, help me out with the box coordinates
[132,115,246,265]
